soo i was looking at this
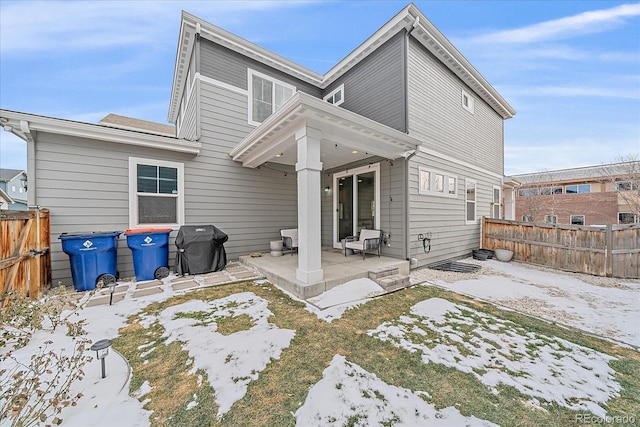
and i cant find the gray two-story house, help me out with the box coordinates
[0,4,514,294]
[0,169,28,210]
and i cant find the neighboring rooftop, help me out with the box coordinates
[509,161,640,185]
[99,113,175,137]
[0,168,25,182]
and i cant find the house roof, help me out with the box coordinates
[0,187,15,205]
[0,168,25,182]
[0,109,201,155]
[508,161,640,185]
[99,113,175,137]
[169,3,515,123]
[230,92,421,169]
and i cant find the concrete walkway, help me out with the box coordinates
[85,262,265,307]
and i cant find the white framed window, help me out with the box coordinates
[418,167,457,198]
[616,181,638,191]
[248,69,295,126]
[565,184,590,194]
[324,84,344,106]
[491,186,501,219]
[129,157,184,228]
[11,185,16,192]
[570,215,585,225]
[544,215,557,224]
[461,89,474,114]
[522,215,534,222]
[618,212,638,224]
[465,179,476,223]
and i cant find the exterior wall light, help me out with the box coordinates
[90,339,113,379]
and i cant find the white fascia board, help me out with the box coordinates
[0,110,201,155]
[168,13,198,123]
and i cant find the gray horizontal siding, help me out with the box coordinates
[408,151,502,267]
[407,38,504,175]
[325,31,406,132]
[200,39,321,97]
[34,132,194,286]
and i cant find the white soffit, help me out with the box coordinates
[230,92,420,169]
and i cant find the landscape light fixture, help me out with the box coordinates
[90,339,113,379]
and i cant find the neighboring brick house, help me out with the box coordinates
[509,161,640,226]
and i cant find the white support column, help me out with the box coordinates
[295,127,324,284]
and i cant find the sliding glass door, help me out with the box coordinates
[333,164,380,248]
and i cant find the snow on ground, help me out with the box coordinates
[295,354,497,427]
[369,297,621,418]
[154,291,295,417]
[420,260,640,348]
[305,278,385,322]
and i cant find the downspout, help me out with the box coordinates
[404,16,420,266]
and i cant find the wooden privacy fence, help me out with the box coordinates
[482,218,640,279]
[1,208,51,306]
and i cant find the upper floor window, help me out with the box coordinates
[616,180,638,191]
[565,184,590,194]
[248,69,295,126]
[541,186,563,195]
[518,188,539,197]
[461,89,474,114]
[129,157,184,228]
[324,84,344,106]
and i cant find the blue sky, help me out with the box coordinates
[0,0,638,175]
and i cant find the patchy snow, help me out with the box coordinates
[422,259,640,347]
[369,297,621,418]
[156,292,295,417]
[305,278,385,322]
[295,354,498,427]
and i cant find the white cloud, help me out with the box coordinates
[471,3,640,44]
[0,131,27,170]
[0,0,313,55]
[504,84,639,99]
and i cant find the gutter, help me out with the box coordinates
[403,16,420,266]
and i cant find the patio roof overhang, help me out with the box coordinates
[230,92,421,170]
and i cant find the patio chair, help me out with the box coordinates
[343,229,382,260]
[280,229,298,255]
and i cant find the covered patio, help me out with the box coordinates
[239,247,410,299]
[230,92,420,296]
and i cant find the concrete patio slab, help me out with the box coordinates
[240,248,409,299]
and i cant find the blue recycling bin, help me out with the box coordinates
[59,231,121,292]
[124,228,172,281]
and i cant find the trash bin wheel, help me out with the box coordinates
[154,266,170,280]
[97,273,117,287]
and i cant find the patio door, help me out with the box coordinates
[333,163,380,248]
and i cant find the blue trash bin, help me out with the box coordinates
[59,231,121,292]
[124,228,172,281]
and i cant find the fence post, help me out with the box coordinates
[605,224,613,277]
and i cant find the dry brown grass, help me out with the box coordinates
[110,281,640,427]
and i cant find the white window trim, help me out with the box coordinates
[323,84,345,106]
[544,215,558,224]
[618,212,639,224]
[465,179,477,224]
[247,69,296,126]
[129,157,185,229]
[461,89,475,114]
[570,215,585,225]
[418,167,458,198]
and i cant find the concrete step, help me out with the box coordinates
[368,266,399,281]
[375,273,410,292]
